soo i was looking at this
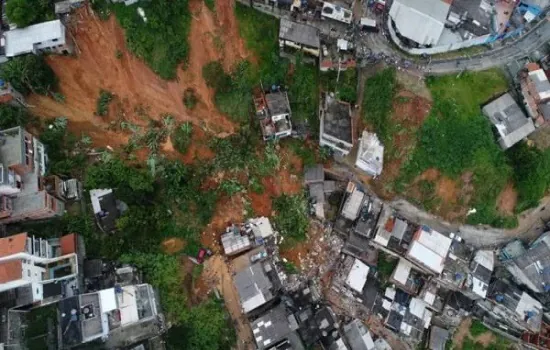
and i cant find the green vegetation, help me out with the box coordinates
[213,60,255,123]
[288,55,319,132]
[376,251,398,284]
[0,54,58,95]
[469,320,488,337]
[362,68,397,144]
[183,88,198,110]
[283,261,300,274]
[204,0,215,12]
[320,69,358,104]
[115,49,123,59]
[172,122,193,154]
[0,104,32,129]
[6,0,54,28]
[508,143,550,212]
[110,0,191,79]
[397,70,518,227]
[24,304,58,350]
[96,89,114,116]
[458,323,512,350]
[273,193,309,243]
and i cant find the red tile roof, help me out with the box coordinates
[60,233,77,255]
[0,233,28,257]
[0,260,23,283]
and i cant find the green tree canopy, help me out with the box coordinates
[0,55,58,95]
[6,0,40,27]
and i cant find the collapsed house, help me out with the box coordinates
[355,131,384,177]
[221,217,275,256]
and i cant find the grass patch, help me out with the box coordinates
[111,0,191,79]
[376,251,397,284]
[320,69,358,104]
[96,89,113,116]
[204,0,215,12]
[362,68,397,145]
[273,193,309,244]
[469,320,489,337]
[397,70,518,227]
[282,261,299,274]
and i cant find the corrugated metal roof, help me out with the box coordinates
[389,0,450,45]
[5,20,65,57]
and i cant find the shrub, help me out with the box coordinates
[172,122,193,154]
[202,61,231,92]
[470,320,488,337]
[6,0,53,28]
[204,0,215,12]
[96,89,113,116]
[362,68,396,144]
[183,88,198,109]
[273,193,309,243]
[111,0,191,79]
[0,55,58,95]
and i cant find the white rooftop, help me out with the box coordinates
[117,285,139,326]
[393,258,413,286]
[90,189,113,214]
[529,69,550,101]
[389,0,450,46]
[473,250,494,271]
[342,186,365,220]
[5,20,65,57]
[346,258,369,293]
[406,227,452,274]
[250,217,275,239]
[472,276,489,299]
[356,131,384,177]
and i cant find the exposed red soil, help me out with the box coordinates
[28,0,252,153]
[161,237,186,254]
[436,176,459,204]
[497,182,518,216]
[164,126,215,165]
[279,221,326,271]
[200,194,245,253]
[419,168,440,182]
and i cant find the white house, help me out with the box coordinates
[5,20,73,57]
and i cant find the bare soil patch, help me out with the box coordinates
[162,238,186,254]
[436,176,459,204]
[201,194,246,253]
[497,182,518,216]
[453,318,472,349]
[28,1,251,153]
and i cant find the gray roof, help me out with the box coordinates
[343,319,375,350]
[251,304,304,350]
[449,0,493,36]
[506,232,550,292]
[482,93,535,149]
[265,91,291,117]
[234,262,273,313]
[389,0,450,45]
[0,127,25,168]
[428,326,449,350]
[279,18,320,49]
[304,164,324,184]
[321,93,353,144]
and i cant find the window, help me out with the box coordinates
[27,270,30,277]
[52,38,58,42]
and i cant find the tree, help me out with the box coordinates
[6,0,40,28]
[202,61,231,92]
[0,55,58,95]
[0,105,31,129]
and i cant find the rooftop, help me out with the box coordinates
[265,91,291,117]
[355,131,384,177]
[528,69,550,100]
[345,258,370,293]
[279,18,320,49]
[251,304,304,350]
[343,319,375,350]
[391,258,423,295]
[234,262,274,313]
[389,0,451,46]
[0,260,22,283]
[341,185,365,221]
[90,189,120,232]
[448,0,494,37]
[406,226,452,274]
[428,326,449,350]
[482,93,535,149]
[5,20,66,57]
[321,92,353,144]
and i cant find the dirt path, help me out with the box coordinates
[28,1,252,150]
[201,255,254,350]
[453,318,472,349]
[496,182,518,216]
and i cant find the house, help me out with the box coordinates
[254,87,292,141]
[447,0,495,38]
[385,296,432,343]
[0,232,79,308]
[480,279,543,333]
[390,258,424,295]
[321,2,353,24]
[482,93,535,149]
[54,0,85,14]
[355,131,384,177]
[389,0,451,46]
[464,250,494,299]
[279,18,320,59]
[234,261,277,314]
[0,80,25,107]
[520,63,550,124]
[341,183,365,221]
[251,304,304,350]
[0,127,65,224]
[41,175,82,201]
[428,326,449,350]
[295,305,340,347]
[345,258,370,294]
[5,20,73,57]
[504,231,550,294]
[221,217,275,256]
[371,211,414,256]
[405,226,452,275]
[59,284,162,348]
[342,319,375,350]
[319,92,353,156]
[319,38,356,72]
[90,189,125,233]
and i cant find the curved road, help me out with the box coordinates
[361,14,550,74]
